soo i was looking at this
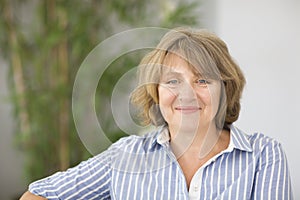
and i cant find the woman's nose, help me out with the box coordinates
[178,83,197,102]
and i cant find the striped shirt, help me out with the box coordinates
[29,125,293,199]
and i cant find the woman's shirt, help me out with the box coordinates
[29,125,293,199]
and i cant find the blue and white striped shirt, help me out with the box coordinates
[29,125,293,199]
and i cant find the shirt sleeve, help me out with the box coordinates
[28,143,116,200]
[251,139,293,200]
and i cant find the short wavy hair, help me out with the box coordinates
[130,27,245,130]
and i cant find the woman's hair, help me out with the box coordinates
[130,27,245,129]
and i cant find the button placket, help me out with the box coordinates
[193,185,199,192]
[188,167,203,199]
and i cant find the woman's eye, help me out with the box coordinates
[197,79,208,85]
[197,79,209,87]
[166,79,179,84]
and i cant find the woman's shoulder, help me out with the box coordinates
[106,127,166,173]
[238,129,286,160]
[248,132,282,151]
[108,127,162,152]
[231,125,284,154]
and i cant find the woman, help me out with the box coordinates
[21,27,293,199]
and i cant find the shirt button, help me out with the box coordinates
[194,185,199,192]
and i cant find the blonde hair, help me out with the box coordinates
[131,27,245,129]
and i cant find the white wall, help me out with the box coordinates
[213,0,300,198]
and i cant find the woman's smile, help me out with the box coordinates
[174,106,201,114]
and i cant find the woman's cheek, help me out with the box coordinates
[196,89,211,106]
[158,87,177,121]
[158,87,177,106]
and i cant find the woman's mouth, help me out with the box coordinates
[174,106,201,114]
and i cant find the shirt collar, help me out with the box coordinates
[148,125,169,150]
[227,125,253,152]
[156,126,170,144]
[152,125,253,152]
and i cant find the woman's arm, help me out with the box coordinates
[19,139,121,199]
[26,152,112,199]
[20,191,47,200]
[251,140,293,199]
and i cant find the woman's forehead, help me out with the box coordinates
[162,53,203,75]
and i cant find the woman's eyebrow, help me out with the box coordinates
[160,71,182,82]
[193,72,204,78]
[161,71,205,79]
[161,70,182,77]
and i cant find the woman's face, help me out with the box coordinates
[158,54,221,133]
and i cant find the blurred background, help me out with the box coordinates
[0,0,299,199]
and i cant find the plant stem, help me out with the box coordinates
[57,6,70,171]
[3,0,30,139]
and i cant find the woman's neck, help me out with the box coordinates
[169,123,226,159]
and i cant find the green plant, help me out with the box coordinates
[0,0,199,183]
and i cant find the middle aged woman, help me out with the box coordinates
[130,27,293,199]
[21,27,293,200]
